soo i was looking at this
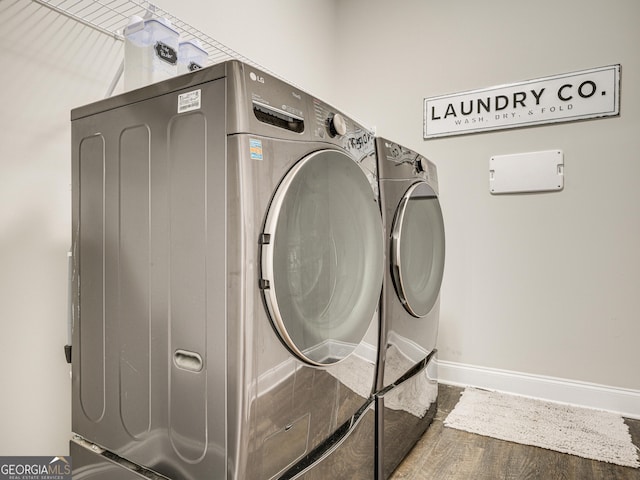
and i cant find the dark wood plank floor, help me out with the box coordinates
[391,385,640,480]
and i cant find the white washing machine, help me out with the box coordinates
[374,137,445,479]
[70,61,383,479]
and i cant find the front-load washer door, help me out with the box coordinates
[391,182,445,318]
[260,149,384,366]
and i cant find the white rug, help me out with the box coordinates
[444,388,640,468]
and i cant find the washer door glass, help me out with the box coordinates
[391,182,445,318]
[261,150,384,366]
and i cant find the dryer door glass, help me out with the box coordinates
[261,150,384,366]
[391,182,445,317]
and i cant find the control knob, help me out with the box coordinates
[328,113,347,137]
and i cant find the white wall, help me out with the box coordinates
[0,0,123,455]
[334,0,640,393]
[2,0,638,457]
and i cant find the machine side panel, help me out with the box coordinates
[77,134,107,423]
[72,78,228,480]
[167,112,208,461]
[118,125,152,439]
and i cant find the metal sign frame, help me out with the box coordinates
[424,65,620,139]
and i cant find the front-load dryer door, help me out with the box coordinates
[260,149,384,366]
[391,182,445,318]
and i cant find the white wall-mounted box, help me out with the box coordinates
[489,150,564,194]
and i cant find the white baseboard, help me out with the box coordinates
[436,359,640,420]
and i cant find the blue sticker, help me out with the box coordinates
[250,139,263,160]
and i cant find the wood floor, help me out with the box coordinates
[391,385,640,480]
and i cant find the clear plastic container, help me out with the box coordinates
[178,40,209,74]
[124,16,179,91]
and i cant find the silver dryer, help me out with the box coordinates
[374,137,445,479]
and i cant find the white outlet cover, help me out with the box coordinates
[490,150,564,194]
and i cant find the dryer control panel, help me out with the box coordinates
[376,138,438,192]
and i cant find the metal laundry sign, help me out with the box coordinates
[423,64,620,139]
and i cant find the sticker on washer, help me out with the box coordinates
[177,89,201,113]
[250,138,263,160]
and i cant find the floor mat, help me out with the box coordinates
[444,387,640,468]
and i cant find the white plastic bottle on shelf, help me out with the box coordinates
[178,39,209,74]
[124,16,179,91]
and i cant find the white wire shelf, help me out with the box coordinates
[31,0,260,68]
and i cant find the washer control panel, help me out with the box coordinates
[311,98,374,158]
[241,62,374,158]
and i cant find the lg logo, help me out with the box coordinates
[249,72,265,84]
